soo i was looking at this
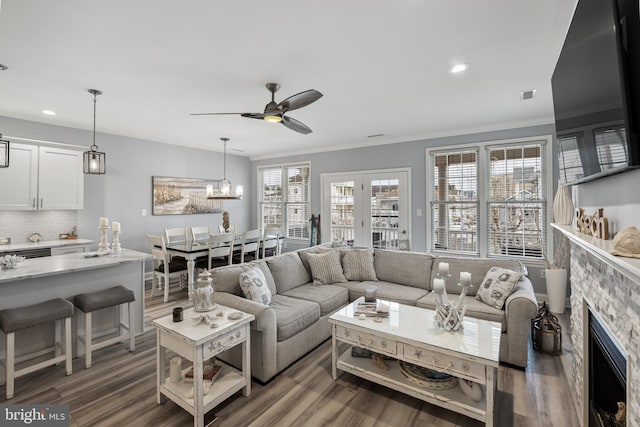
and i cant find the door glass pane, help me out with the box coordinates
[330,181,355,244]
[370,179,399,249]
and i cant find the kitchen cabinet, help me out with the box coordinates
[0,143,84,210]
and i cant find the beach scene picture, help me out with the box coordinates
[152,176,223,215]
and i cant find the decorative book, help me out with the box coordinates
[354,302,379,316]
[184,363,223,382]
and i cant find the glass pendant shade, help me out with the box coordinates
[207,137,243,200]
[83,89,106,175]
[0,134,9,168]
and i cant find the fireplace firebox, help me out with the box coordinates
[588,310,627,427]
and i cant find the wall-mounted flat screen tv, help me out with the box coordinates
[552,0,640,185]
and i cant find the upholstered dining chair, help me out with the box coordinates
[262,226,282,258]
[239,229,261,263]
[190,225,211,244]
[146,234,187,303]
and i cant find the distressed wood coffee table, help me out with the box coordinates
[329,298,501,426]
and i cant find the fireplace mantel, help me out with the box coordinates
[551,223,640,284]
[551,223,639,426]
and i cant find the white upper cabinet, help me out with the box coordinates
[0,143,84,210]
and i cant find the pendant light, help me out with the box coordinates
[0,133,9,168]
[83,89,106,174]
[207,137,243,200]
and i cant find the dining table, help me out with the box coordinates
[162,236,282,301]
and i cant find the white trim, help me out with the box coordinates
[5,135,86,151]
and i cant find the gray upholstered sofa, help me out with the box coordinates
[212,246,538,382]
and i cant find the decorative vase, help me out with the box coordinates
[553,181,573,225]
[545,268,567,314]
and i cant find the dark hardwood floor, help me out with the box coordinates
[1,282,580,427]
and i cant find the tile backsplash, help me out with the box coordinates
[0,211,78,243]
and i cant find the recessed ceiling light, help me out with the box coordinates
[449,63,469,74]
[520,89,536,100]
[42,110,56,116]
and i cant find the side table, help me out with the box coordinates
[153,306,254,427]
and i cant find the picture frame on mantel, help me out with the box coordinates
[152,176,223,215]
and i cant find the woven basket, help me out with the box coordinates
[399,361,458,390]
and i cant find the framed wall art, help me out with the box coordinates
[152,176,223,215]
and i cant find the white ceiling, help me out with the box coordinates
[0,0,577,159]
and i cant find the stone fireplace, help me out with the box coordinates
[553,224,639,426]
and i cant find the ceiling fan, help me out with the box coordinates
[190,83,323,135]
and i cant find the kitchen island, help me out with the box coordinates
[0,249,151,382]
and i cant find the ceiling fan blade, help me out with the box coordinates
[189,112,252,116]
[281,116,313,135]
[241,112,277,120]
[277,89,323,113]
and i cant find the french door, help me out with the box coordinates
[321,169,410,249]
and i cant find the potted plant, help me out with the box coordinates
[545,234,569,314]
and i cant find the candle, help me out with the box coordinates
[99,217,108,227]
[460,272,472,285]
[112,221,121,233]
[542,332,555,353]
[170,357,182,384]
[439,262,449,275]
[433,278,445,293]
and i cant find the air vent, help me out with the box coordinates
[520,89,536,100]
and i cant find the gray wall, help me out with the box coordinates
[0,116,251,255]
[251,123,557,294]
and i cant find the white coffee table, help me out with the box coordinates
[329,298,501,426]
[153,306,254,427]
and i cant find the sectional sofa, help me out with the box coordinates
[211,246,538,382]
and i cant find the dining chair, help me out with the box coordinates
[190,225,211,244]
[196,232,235,270]
[262,226,282,258]
[218,224,238,234]
[239,229,261,263]
[146,234,188,303]
[164,227,187,245]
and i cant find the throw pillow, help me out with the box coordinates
[342,248,378,281]
[476,266,522,309]
[307,250,348,286]
[239,267,272,305]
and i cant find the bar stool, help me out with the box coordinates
[73,286,135,369]
[0,298,74,400]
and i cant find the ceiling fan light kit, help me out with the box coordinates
[207,137,243,200]
[191,83,322,134]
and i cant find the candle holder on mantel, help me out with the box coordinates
[112,230,121,254]
[98,225,111,253]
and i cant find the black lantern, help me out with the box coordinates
[83,89,106,174]
[0,133,9,168]
[531,302,562,355]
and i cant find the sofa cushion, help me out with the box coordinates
[270,294,321,342]
[416,293,506,332]
[345,280,429,306]
[239,267,272,305]
[282,284,349,316]
[307,250,348,285]
[297,246,321,274]
[267,252,312,293]
[211,261,276,296]
[430,256,525,296]
[476,267,522,309]
[342,248,378,281]
[373,249,434,289]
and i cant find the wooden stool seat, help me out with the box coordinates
[0,298,73,400]
[73,285,135,369]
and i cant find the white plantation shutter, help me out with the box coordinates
[258,163,311,239]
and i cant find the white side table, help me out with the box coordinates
[153,306,254,427]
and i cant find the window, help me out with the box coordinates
[428,137,550,263]
[258,163,310,239]
[431,149,479,255]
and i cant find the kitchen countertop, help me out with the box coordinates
[0,248,151,284]
[0,238,94,253]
